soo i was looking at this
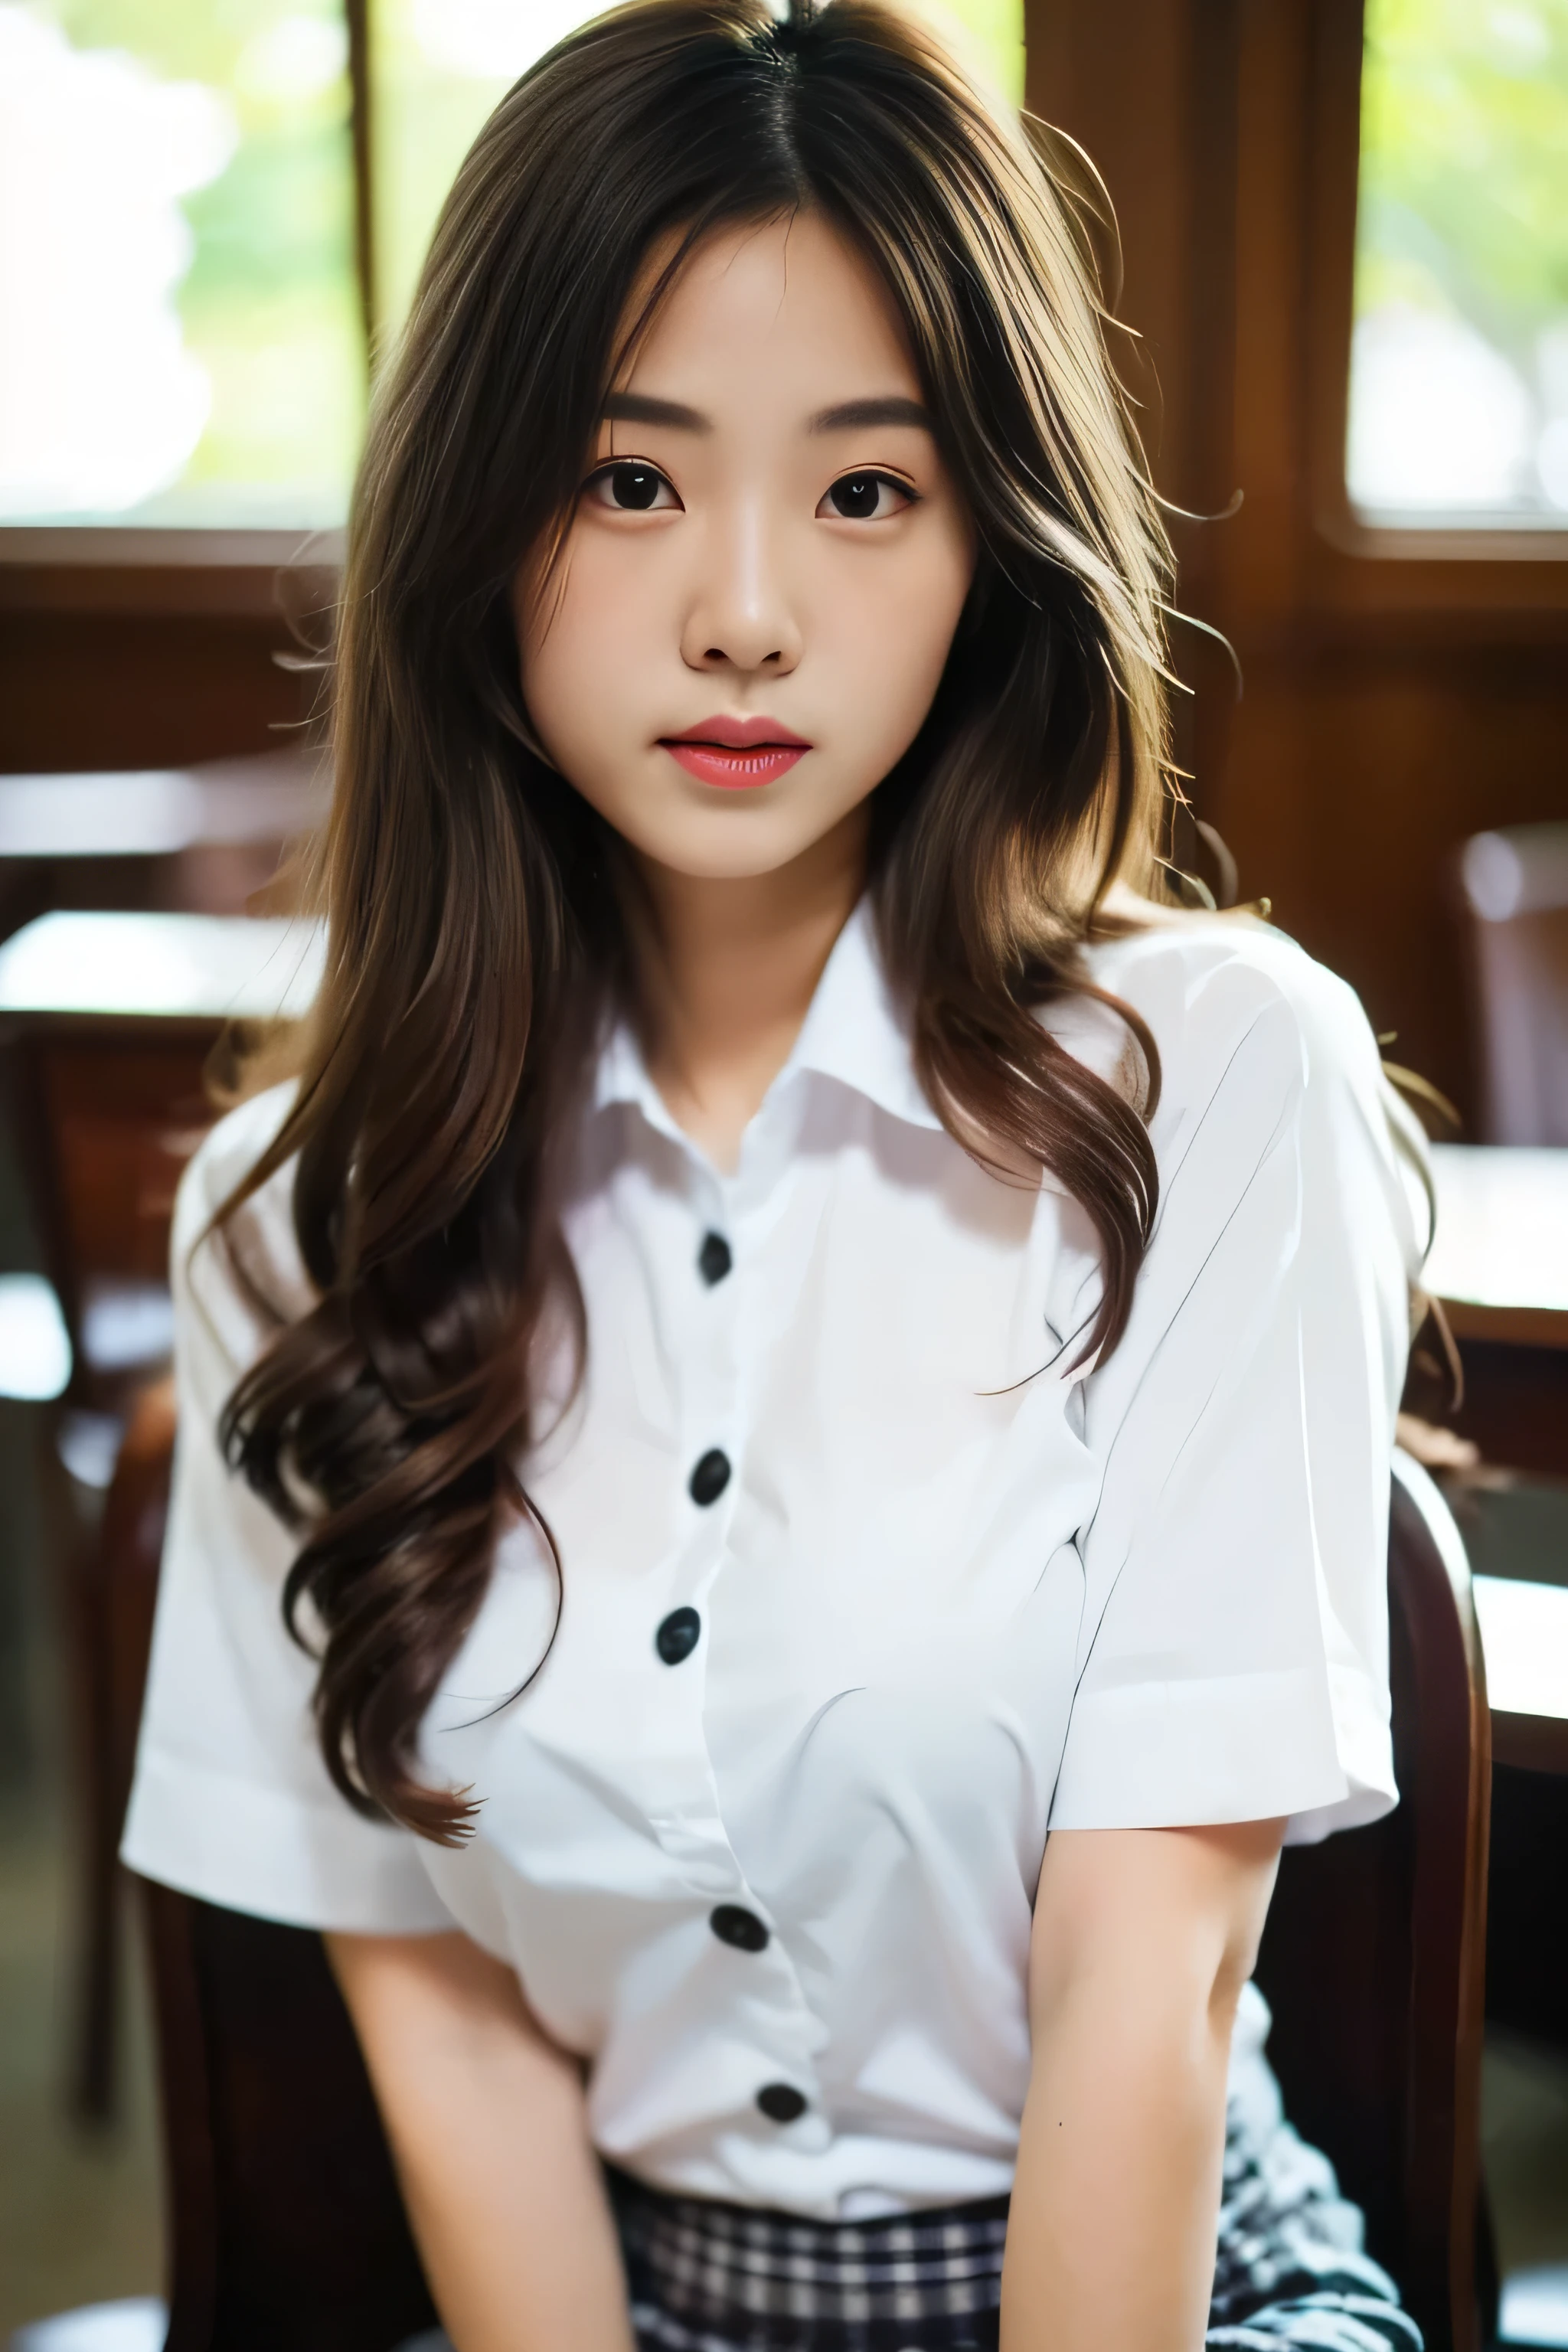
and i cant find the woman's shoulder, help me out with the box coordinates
[176,1079,299,1240]
[1083,905,1431,1273]
[1083,904,1385,1118]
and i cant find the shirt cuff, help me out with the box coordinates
[1047,1664,1396,1843]
[122,1742,458,1933]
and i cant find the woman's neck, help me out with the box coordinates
[633,805,869,1171]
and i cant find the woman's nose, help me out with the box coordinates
[680,505,802,678]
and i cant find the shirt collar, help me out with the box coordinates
[590,897,944,1138]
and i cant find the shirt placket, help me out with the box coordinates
[643,1087,831,2150]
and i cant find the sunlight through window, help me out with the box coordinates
[0,0,1023,534]
[1349,0,1568,527]
[0,0,361,528]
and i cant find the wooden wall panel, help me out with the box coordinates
[1216,643,1568,1067]
[0,612,300,776]
[1027,0,1568,1122]
[1024,0,1200,492]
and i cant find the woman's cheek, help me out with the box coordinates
[524,549,642,752]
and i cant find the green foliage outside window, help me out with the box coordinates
[1352,0,1568,518]
[1,0,1021,530]
[1360,0,1568,355]
[372,0,1025,342]
[8,0,361,522]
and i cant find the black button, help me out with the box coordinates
[697,1231,733,1285]
[655,1606,701,1665]
[756,2082,807,2123]
[710,1904,769,1953]
[688,1449,731,1508]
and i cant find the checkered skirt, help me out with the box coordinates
[398,2072,1425,2352]
[609,2169,1009,2352]
[602,2069,1429,2352]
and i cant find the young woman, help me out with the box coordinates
[124,5,1432,2348]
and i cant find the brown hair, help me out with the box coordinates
[218,0,1175,1841]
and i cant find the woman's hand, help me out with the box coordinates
[1001,1818,1285,2352]
[325,1929,635,2352]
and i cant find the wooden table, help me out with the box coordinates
[1426,1144,1568,1772]
[1426,1142,1568,1351]
[0,750,322,862]
[0,906,324,1026]
[0,910,323,1413]
[0,906,322,1394]
[0,750,325,928]
[1470,1576,1568,1773]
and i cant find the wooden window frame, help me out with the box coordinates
[1305,0,1568,619]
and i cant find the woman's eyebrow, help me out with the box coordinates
[809,396,932,433]
[603,392,710,431]
[600,391,933,434]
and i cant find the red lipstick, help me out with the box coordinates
[660,714,811,790]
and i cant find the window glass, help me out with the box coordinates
[1348,0,1568,527]
[0,0,1024,538]
[373,0,1026,344]
[0,0,361,528]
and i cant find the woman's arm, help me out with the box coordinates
[325,1929,635,2352]
[1001,1818,1285,2352]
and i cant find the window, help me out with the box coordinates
[1348,0,1568,528]
[0,0,1023,540]
[0,0,362,528]
[373,0,1023,337]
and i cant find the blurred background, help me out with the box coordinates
[0,1,1563,2347]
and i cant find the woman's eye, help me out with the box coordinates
[587,462,680,513]
[818,471,914,521]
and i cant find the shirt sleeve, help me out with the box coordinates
[1047,927,1427,1847]
[120,1086,457,1932]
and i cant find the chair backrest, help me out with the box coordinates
[142,1885,437,2352]
[108,1393,436,2352]
[1455,822,1568,1146]
[115,1436,1489,2352]
[4,1028,213,1403]
[0,903,320,1405]
[1254,1457,1491,2352]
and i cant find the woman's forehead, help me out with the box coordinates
[608,211,921,414]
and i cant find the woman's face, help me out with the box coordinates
[514,210,975,882]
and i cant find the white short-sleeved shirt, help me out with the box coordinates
[124,903,1428,2218]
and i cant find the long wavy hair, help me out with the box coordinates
[217,0,1178,1841]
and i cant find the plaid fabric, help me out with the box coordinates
[610,2169,1009,2352]
[397,2079,1424,2352]
[604,2075,1426,2352]
[1206,2071,1424,2352]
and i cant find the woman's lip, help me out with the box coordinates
[662,740,807,790]
[663,714,811,749]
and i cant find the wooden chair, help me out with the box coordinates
[142,1889,437,2352]
[106,1427,1488,2352]
[1255,1459,1491,2352]
[0,891,319,2122]
[3,1022,219,2121]
[1449,825,1568,2073]
[1455,821,1568,1149]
